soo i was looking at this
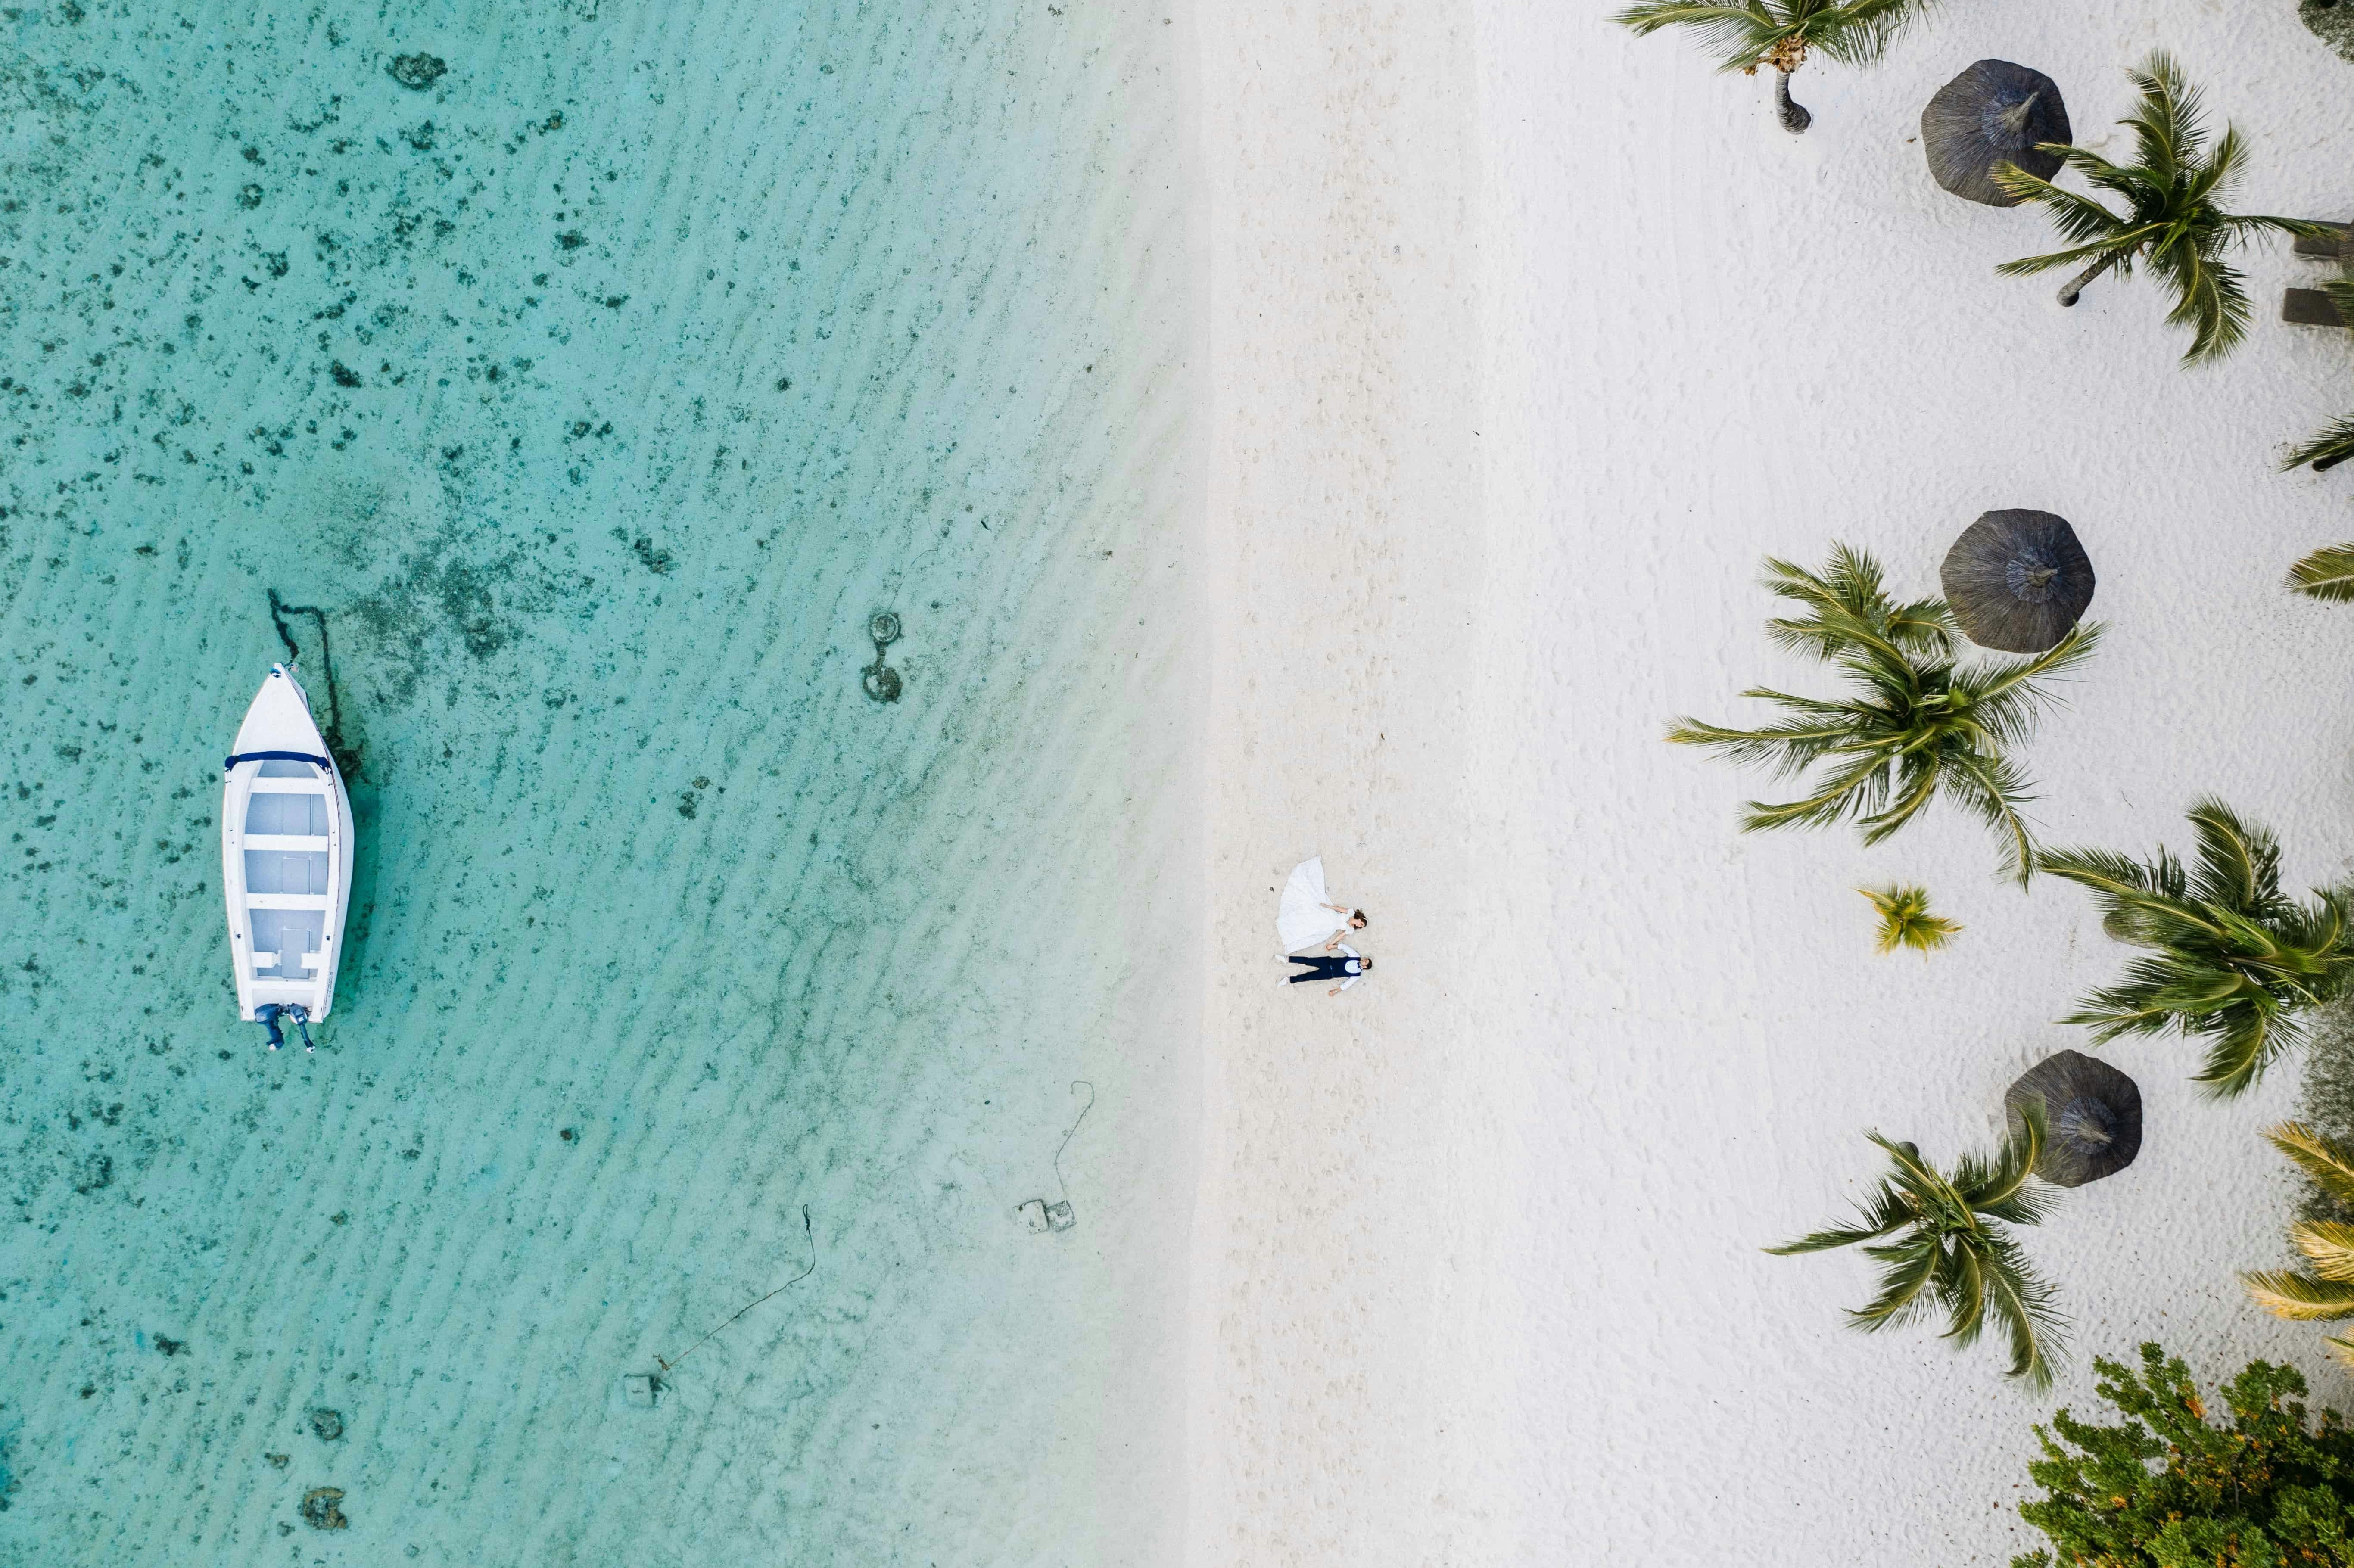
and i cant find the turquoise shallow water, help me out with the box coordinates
[0,3,1197,1562]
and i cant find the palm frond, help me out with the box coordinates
[2292,1220,2354,1284]
[1952,623,2102,726]
[1977,1227,2065,1390]
[2186,797,2275,912]
[1799,0,1936,68]
[2283,424,2354,477]
[2242,1266,2354,1322]
[1957,1101,2044,1212]
[2148,237,2250,366]
[1928,746,2035,884]
[2264,1123,2354,1210]
[2190,988,2299,1099]
[2123,51,2199,178]
[1608,2,1784,71]
[1848,1232,1946,1332]
[2288,543,2354,600]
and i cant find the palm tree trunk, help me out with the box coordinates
[2057,255,2118,308]
[1774,69,1811,135]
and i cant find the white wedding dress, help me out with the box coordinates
[1277,856,1348,953]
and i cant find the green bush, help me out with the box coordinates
[2301,995,2354,1228]
[2012,1344,2354,1567]
[2307,1,2354,68]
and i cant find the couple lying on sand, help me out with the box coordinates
[1277,856,1372,998]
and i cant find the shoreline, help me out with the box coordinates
[1187,0,1510,1556]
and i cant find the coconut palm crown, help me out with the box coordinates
[1768,1105,2064,1388]
[1861,884,1960,955]
[1995,53,2330,365]
[1667,545,2099,884]
[1609,0,1937,134]
[2242,1122,2354,1366]
[2039,800,2354,1098]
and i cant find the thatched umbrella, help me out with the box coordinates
[1940,510,2095,653]
[2005,1050,2142,1188]
[1921,61,2071,207]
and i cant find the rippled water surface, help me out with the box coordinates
[0,2,1196,1560]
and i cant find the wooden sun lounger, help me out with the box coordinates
[2295,223,2354,261]
[2283,288,2351,328]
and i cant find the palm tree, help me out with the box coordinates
[2285,280,2354,473]
[2038,800,2354,1098]
[1667,545,2099,884]
[2242,1122,2354,1366]
[1609,0,1938,135]
[1860,884,1960,954]
[1768,1106,2064,1388]
[1995,53,2329,365]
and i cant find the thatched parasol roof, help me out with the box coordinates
[1922,61,2071,207]
[2005,1050,2142,1188]
[1940,509,2095,653]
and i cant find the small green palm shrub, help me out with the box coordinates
[2040,799,2354,1097]
[1859,884,1959,954]
[1667,546,2098,884]
[1767,1106,2062,1388]
[1997,53,2328,364]
[1609,0,1939,134]
[2010,1344,2354,1568]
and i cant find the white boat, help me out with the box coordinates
[220,663,354,1051]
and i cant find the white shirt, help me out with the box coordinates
[1336,944,1363,992]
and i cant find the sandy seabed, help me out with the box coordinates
[1,2,1195,1563]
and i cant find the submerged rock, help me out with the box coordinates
[300,1487,348,1530]
[308,1408,343,1441]
[387,53,447,90]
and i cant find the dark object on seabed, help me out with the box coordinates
[2285,287,2353,328]
[387,53,446,90]
[1921,61,2071,207]
[2005,1050,2142,1187]
[863,609,904,702]
[308,1408,343,1441]
[300,1487,349,1531]
[1940,510,2095,654]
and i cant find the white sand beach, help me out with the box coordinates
[1192,0,2354,1562]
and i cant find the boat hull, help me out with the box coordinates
[220,665,355,1024]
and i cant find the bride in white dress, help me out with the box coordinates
[1277,856,1368,953]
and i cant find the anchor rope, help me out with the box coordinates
[266,589,360,778]
[1053,1080,1096,1199]
[655,1205,818,1376]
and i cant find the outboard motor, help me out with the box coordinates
[256,1003,287,1052]
[287,1005,317,1054]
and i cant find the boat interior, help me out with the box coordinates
[242,760,331,981]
